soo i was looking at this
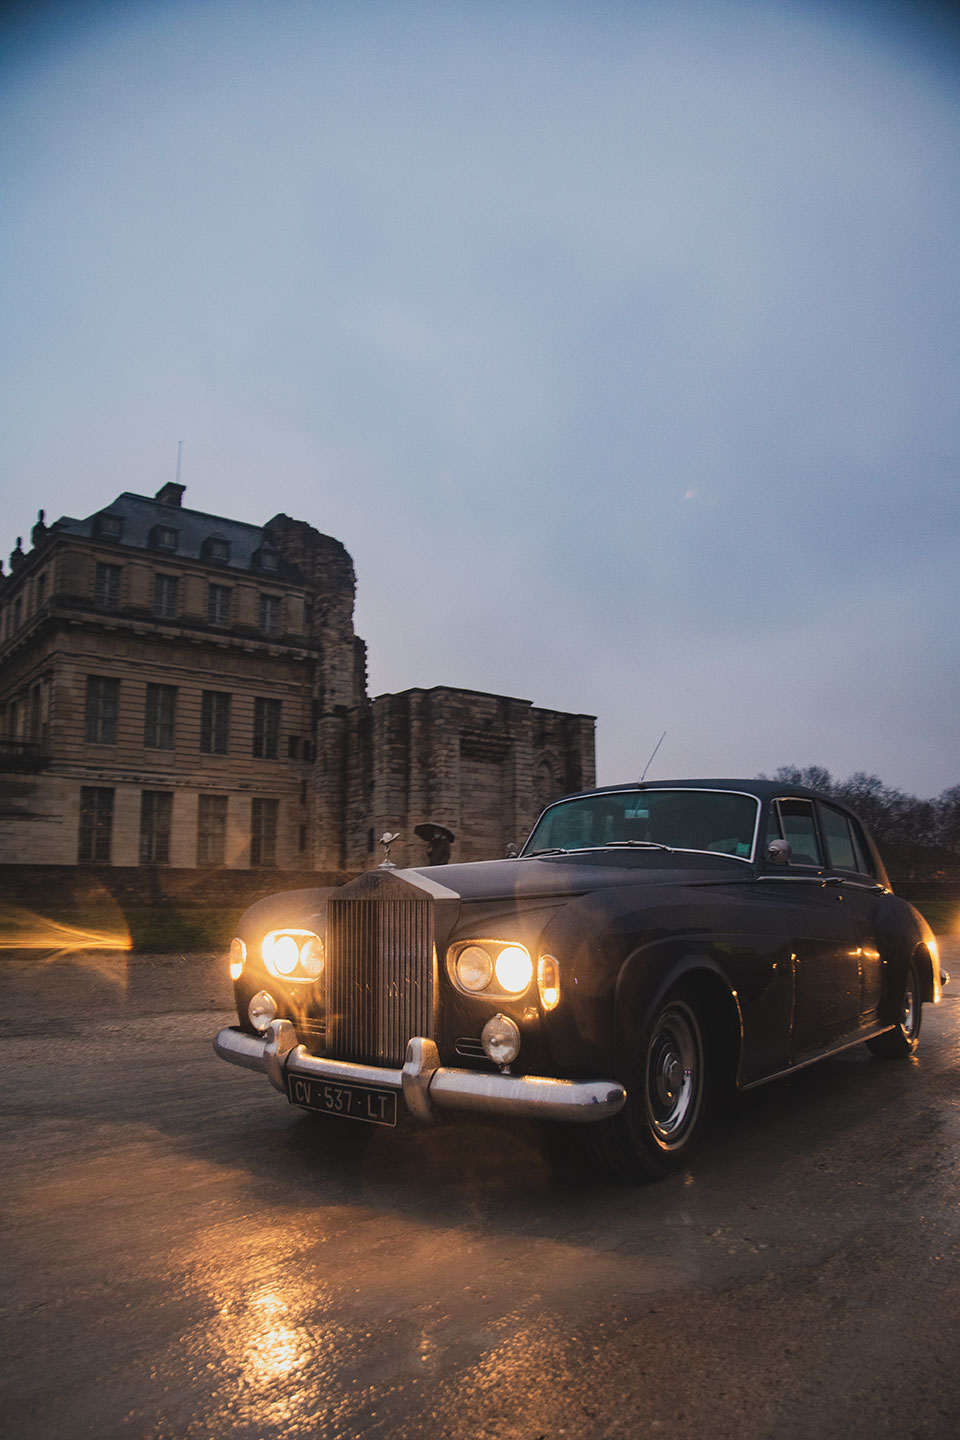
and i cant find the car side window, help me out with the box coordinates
[818,803,876,876]
[776,799,823,867]
[818,803,857,871]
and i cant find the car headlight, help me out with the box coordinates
[494,945,534,992]
[449,941,533,997]
[261,929,325,983]
[456,944,494,992]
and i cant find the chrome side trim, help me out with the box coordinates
[213,1026,626,1124]
[740,1022,895,1090]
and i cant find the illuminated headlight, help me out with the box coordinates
[482,1013,521,1066]
[494,945,533,993]
[537,954,561,1010]
[229,937,247,981]
[450,941,533,997]
[248,990,278,1032]
[261,930,325,983]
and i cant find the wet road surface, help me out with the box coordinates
[2,940,960,1440]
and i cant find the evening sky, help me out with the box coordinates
[1,0,958,795]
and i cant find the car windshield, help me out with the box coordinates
[523,788,759,860]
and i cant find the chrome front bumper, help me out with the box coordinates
[214,1022,626,1124]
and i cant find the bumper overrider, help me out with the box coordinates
[214,1021,627,1124]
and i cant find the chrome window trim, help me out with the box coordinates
[521,786,762,864]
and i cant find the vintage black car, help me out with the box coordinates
[214,779,943,1180]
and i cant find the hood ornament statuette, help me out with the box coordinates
[378,831,401,869]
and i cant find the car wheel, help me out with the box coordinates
[594,993,708,1182]
[867,958,922,1058]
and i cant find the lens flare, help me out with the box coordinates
[0,905,132,955]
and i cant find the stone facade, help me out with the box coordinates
[0,486,594,874]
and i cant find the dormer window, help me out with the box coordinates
[150,524,179,552]
[94,513,124,541]
[253,546,278,573]
[202,535,231,564]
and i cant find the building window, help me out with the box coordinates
[144,683,177,749]
[253,697,280,759]
[150,524,179,552]
[259,594,281,635]
[154,573,178,618]
[254,547,278,573]
[84,676,119,744]
[12,597,22,630]
[200,690,230,754]
[78,787,114,862]
[139,790,172,864]
[202,536,231,564]
[35,572,46,608]
[207,583,231,626]
[251,797,278,866]
[94,513,124,540]
[197,794,228,865]
[94,563,121,608]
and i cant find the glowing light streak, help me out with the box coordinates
[0,905,131,955]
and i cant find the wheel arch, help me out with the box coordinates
[614,946,745,1088]
[913,940,940,1006]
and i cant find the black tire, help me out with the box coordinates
[867,958,922,1058]
[593,992,708,1182]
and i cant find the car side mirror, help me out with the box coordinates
[504,842,519,858]
[765,839,791,867]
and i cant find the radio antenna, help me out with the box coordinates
[639,730,666,783]
[176,440,183,486]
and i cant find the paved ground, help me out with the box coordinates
[2,939,959,1440]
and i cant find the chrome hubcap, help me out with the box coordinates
[903,982,917,1036]
[646,1004,702,1145]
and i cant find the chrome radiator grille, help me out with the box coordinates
[326,892,435,1065]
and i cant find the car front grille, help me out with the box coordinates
[294,1016,326,1048]
[325,887,435,1066]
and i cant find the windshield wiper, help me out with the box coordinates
[604,840,674,852]
[526,847,573,856]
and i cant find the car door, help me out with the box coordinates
[762,798,863,1057]
[815,801,885,1017]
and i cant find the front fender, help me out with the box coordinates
[611,937,747,1085]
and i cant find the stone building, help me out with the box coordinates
[0,485,594,874]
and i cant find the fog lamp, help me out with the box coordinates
[229,937,246,982]
[538,954,561,1011]
[482,1012,521,1067]
[248,990,278,1032]
[494,945,533,994]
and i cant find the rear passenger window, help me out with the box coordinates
[819,803,874,876]
[776,799,823,867]
[818,804,857,870]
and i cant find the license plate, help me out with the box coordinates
[287,1072,399,1127]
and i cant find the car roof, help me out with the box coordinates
[554,778,827,804]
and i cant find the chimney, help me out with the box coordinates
[155,483,185,507]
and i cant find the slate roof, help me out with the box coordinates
[51,489,280,575]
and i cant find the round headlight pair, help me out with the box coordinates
[454,942,533,996]
[261,929,325,982]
